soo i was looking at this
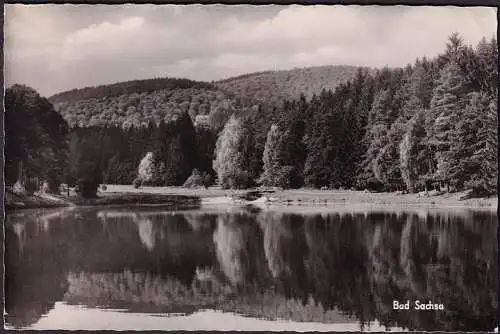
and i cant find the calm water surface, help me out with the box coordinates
[4,205,498,331]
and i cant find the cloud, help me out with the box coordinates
[4,4,497,97]
[61,16,145,62]
[66,16,145,46]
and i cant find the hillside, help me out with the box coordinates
[48,66,366,128]
[49,78,250,128]
[215,65,367,106]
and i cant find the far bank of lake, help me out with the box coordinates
[5,185,497,212]
[103,185,497,207]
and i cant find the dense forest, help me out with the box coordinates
[216,65,364,107]
[5,34,498,197]
[49,66,361,129]
[214,34,498,194]
[50,79,248,129]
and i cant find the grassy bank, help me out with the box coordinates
[268,189,497,209]
[6,185,497,211]
[103,185,497,210]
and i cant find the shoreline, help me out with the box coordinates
[5,186,497,212]
[103,186,497,210]
[5,191,200,212]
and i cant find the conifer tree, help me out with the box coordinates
[405,61,434,111]
[428,61,469,189]
[399,110,428,193]
[374,121,405,191]
[458,93,498,194]
[274,99,309,187]
[303,93,347,188]
[359,89,393,188]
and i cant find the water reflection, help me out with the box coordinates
[4,206,498,331]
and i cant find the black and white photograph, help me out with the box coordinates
[3,3,498,332]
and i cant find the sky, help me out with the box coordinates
[4,4,497,97]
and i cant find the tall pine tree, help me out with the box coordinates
[428,61,469,189]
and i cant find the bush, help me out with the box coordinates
[183,169,214,188]
[467,185,495,198]
[12,180,27,195]
[222,170,253,189]
[133,177,143,189]
[183,169,204,188]
[76,178,99,198]
[203,172,214,187]
[366,177,385,193]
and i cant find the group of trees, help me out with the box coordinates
[4,86,218,196]
[217,65,363,107]
[49,77,215,104]
[5,33,497,197]
[66,114,218,189]
[215,34,497,194]
[49,76,272,130]
[51,86,242,129]
[5,85,69,193]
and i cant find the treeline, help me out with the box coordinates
[49,77,215,104]
[65,101,272,192]
[216,34,497,194]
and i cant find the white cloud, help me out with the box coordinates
[61,16,145,62]
[66,16,144,46]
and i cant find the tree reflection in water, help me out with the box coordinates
[4,207,497,331]
[213,209,271,289]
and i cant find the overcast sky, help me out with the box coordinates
[4,4,497,97]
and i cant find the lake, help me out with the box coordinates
[4,205,498,331]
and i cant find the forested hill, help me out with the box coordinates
[48,66,363,128]
[49,77,216,104]
[215,65,367,105]
[48,77,253,129]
